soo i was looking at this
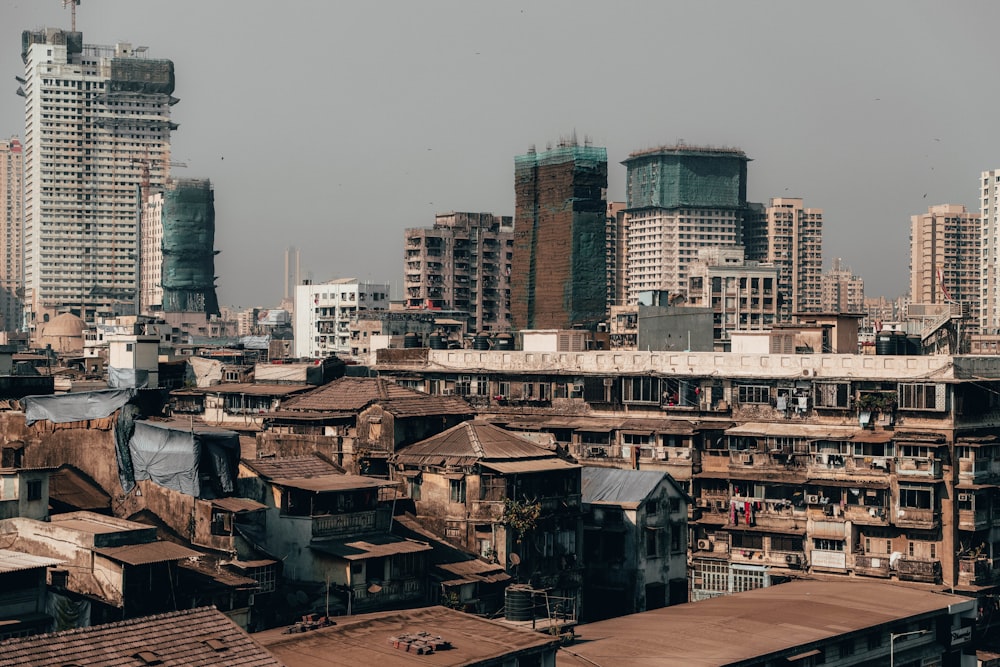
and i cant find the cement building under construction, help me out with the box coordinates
[140,179,220,317]
[511,139,608,331]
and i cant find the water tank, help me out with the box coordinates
[494,333,514,351]
[875,332,905,355]
[403,332,420,349]
[428,331,446,350]
[505,585,533,621]
[472,332,491,350]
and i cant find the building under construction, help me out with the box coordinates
[511,139,608,331]
[140,179,219,317]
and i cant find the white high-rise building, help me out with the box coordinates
[294,279,390,358]
[981,171,1000,333]
[20,28,176,330]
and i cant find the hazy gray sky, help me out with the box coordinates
[3,1,998,309]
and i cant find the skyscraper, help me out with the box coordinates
[910,204,979,327]
[20,29,176,329]
[981,171,1000,333]
[511,139,607,331]
[403,212,513,332]
[0,138,24,332]
[621,145,748,304]
[744,198,823,320]
[820,258,865,314]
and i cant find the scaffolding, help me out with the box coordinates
[161,179,220,316]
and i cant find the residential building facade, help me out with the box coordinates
[983,170,1000,333]
[0,138,23,332]
[293,278,389,358]
[511,139,608,331]
[821,257,866,314]
[21,29,177,327]
[622,145,749,305]
[744,197,824,320]
[910,204,979,329]
[403,211,514,333]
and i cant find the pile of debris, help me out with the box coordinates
[388,631,452,655]
[282,613,335,634]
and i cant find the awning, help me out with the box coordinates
[725,423,859,439]
[310,536,432,561]
[94,541,201,565]
[269,474,393,493]
[955,482,998,491]
[620,430,654,437]
[851,431,894,444]
[210,497,267,513]
[481,459,581,474]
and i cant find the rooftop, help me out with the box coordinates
[255,605,558,666]
[278,377,473,418]
[558,580,975,667]
[0,606,281,667]
[392,420,566,468]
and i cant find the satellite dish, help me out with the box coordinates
[509,552,521,566]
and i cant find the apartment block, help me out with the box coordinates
[744,198,824,320]
[685,246,779,348]
[21,29,176,328]
[373,348,1000,608]
[0,138,23,332]
[622,145,748,304]
[909,204,979,331]
[606,202,628,312]
[981,171,1000,334]
[403,211,513,332]
[293,279,389,358]
[821,257,866,314]
[511,139,607,331]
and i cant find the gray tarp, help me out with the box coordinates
[23,388,137,425]
[108,367,149,390]
[129,421,240,497]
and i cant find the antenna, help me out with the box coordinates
[62,0,80,32]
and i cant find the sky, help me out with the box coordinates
[2,1,999,310]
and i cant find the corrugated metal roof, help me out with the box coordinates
[0,549,63,574]
[725,422,860,439]
[47,467,111,511]
[183,382,313,397]
[210,497,267,513]
[0,606,281,667]
[310,535,432,561]
[852,430,894,443]
[480,459,580,474]
[582,467,666,507]
[243,455,342,479]
[392,420,557,466]
[268,473,393,493]
[277,377,473,417]
[93,541,202,565]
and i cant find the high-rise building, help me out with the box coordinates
[821,257,866,314]
[293,278,390,358]
[403,212,513,332]
[980,172,1000,333]
[0,138,24,332]
[621,145,749,304]
[139,179,219,317]
[744,198,823,320]
[606,202,628,313]
[511,139,607,331]
[909,204,979,327]
[20,29,176,329]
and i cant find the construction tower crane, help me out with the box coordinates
[62,0,80,32]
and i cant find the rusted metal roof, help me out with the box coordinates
[93,541,202,565]
[47,467,111,511]
[242,455,343,480]
[392,420,560,467]
[210,497,267,513]
[179,559,259,589]
[268,474,393,493]
[0,548,62,574]
[277,377,473,417]
[480,459,580,474]
[310,535,432,561]
[0,606,281,667]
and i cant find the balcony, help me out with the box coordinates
[893,507,939,530]
[958,457,999,485]
[311,509,386,539]
[895,557,941,584]
[958,557,995,587]
[853,554,891,578]
[843,503,889,526]
[895,457,942,479]
[958,508,990,531]
[350,577,424,613]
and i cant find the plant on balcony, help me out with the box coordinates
[501,497,541,545]
[856,391,897,413]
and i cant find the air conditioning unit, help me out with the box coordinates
[697,539,712,551]
[785,554,800,565]
[603,378,614,387]
[740,454,753,465]
[958,493,970,502]
[570,384,584,393]
[806,494,821,505]
[695,498,708,508]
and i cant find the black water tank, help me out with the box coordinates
[494,333,513,350]
[403,332,420,349]
[428,331,446,350]
[505,585,533,621]
[472,332,491,350]
[876,332,905,355]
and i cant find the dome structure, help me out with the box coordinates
[37,313,86,353]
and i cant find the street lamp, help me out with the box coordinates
[890,629,929,667]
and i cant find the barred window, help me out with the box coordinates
[737,385,770,404]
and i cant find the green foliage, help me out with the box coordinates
[501,497,541,544]
[856,391,896,412]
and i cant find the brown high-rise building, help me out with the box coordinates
[0,138,23,332]
[511,139,607,331]
[403,212,514,333]
[909,204,980,329]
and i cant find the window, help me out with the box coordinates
[645,528,660,557]
[732,533,763,550]
[26,480,42,501]
[408,478,421,501]
[450,479,466,503]
[737,384,770,404]
[814,382,850,409]
[898,383,944,411]
[622,376,662,403]
[813,538,844,551]
[899,486,932,509]
[646,499,659,515]
[670,524,682,553]
[771,535,803,552]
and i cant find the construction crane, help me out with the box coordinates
[62,0,80,32]
[130,156,188,201]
